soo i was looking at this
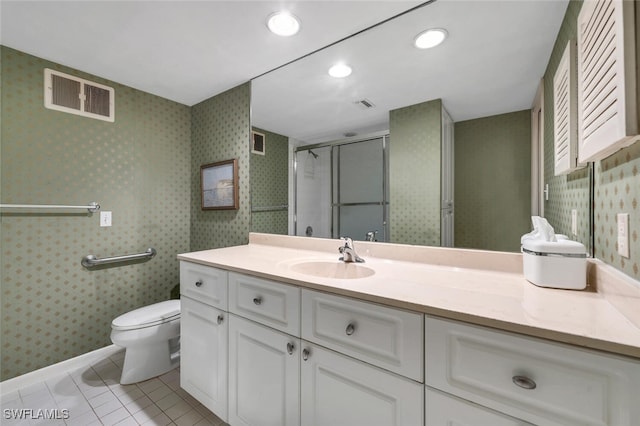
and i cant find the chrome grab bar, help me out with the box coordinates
[81,248,156,268]
[0,202,100,213]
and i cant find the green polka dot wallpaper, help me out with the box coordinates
[250,127,289,235]
[1,47,192,380]
[190,82,251,251]
[455,110,532,252]
[389,99,442,246]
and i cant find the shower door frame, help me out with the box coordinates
[293,131,390,241]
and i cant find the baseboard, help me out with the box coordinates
[0,344,122,396]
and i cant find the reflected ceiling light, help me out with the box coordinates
[267,11,300,36]
[328,63,352,78]
[414,28,448,49]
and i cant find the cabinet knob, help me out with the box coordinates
[253,297,263,305]
[217,314,224,325]
[287,342,295,355]
[302,348,310,361]
[512,375,537,390]
[195,280,203,287]
[345,323,356,336]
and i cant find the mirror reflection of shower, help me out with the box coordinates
[294,134,389,242]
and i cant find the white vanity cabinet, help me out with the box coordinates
[300,289,424,426]
[228,314,300,426]
[228,274,301,426]
[300,342,423,426]
[179,262,229,421]
[425,316,640,426]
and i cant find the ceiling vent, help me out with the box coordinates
[354,99,375,109]
[44,68,115,122]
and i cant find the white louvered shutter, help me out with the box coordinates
[554,40,579,175]
[577,0,638,162]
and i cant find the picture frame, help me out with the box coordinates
[201,159,239,210]
[251,131,265,155]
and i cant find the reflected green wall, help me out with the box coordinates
[455,111,531,252]
[389,99,442,246]
[250,127,288,235]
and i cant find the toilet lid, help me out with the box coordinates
[112,299,180,331]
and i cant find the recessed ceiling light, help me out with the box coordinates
[414,28,448,49]
[267,12,300,37]
[328,63,352,78]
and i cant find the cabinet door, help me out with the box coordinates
[180,296,228,421]
[301,343,423,426]
[426,387,533,426]
[228,314,300,426]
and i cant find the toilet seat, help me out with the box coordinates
[112,299,180,331]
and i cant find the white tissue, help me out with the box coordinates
[521,216,557,243]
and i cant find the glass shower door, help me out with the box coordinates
[333,137,388,242]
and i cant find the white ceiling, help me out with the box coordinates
[0,0,423,105]
[0,0,568,145]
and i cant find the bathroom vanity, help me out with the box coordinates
[178,233,640,426]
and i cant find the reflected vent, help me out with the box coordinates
[354,99,375,109]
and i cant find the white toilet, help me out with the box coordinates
[110,299,181,384]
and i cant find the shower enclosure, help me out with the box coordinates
[294,135,389,242]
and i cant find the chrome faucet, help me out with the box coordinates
[339,237,365,263]
[365,230,378,242]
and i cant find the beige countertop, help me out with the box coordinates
[178,233,640,360]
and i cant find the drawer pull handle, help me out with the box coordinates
[512,375,537,390]
[345,323,356,336]
[217,315,224,325]
[195,280,203,287]
[302,348,310,361]
[253,297,263,305]
[287,342,295,355]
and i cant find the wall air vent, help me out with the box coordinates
[44,68,115,122]
[354,99,375,109]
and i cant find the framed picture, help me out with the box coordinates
[201,159,239,210]
[251,131,265,155]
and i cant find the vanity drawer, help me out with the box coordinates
[228,272,300,336]
[301,289,423,382]
[425,316,640,426]
[180,261,228,310]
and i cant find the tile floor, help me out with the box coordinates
[0,350,227,426]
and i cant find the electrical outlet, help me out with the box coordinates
[617,213,629,258]
[100,211,112,227]
[571,209,578,235]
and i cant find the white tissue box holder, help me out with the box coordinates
[522,239,587,290]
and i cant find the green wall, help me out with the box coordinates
[190,83,251,251]
[1,47,192,379]
[1,47,252,380]
[250,127,288,235]
[389,99,442,246]
[455,111,531,252]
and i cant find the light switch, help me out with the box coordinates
[100,211,112,227]
[617,213,629,258]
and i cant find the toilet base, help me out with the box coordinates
[119,338,180,385]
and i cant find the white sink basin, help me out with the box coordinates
[289,261,375,279]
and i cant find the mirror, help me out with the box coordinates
[250,0,591,253]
